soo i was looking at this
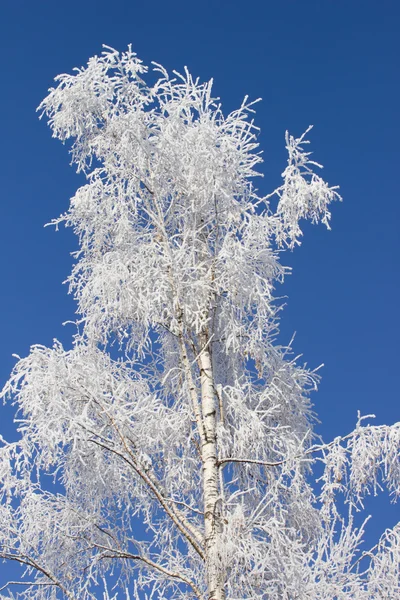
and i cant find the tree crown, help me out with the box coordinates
[0,46,398,600]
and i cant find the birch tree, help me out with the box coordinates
[1,46,399,600]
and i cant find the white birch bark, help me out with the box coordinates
[199,335,225,600]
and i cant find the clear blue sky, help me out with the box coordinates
[0,0,399,574]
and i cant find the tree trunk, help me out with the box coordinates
[199,339,225,600]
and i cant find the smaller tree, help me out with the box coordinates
[0,46,399,600]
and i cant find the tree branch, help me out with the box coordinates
[0,552,77,600]
[0,581,56,593]
[75,390,205,557]
[88,436,205,559]
[218,457,286,468]
[93,544,203,598]
[178,327,207,447]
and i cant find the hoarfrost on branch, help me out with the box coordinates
[0,46,398,599]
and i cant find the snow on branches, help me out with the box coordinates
[0,46,398,599]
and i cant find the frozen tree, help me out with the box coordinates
[0,46,399,600]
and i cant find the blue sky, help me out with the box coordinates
[0,0,399,581]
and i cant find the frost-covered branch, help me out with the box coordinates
[0,552,78,600]
[0,45,398,599]
[88,436,204,558]
[88,545,202,598]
